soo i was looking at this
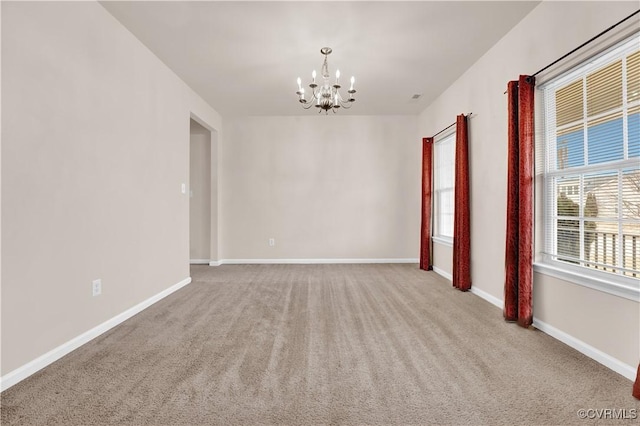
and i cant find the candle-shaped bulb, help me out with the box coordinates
[336,69,340,83]
[300,88,305,100]
[312,70,316,82]
[297,77,302,91]
[350,76,355,90]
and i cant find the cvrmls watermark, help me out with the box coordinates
[577,408,637,420]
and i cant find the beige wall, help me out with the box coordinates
[419,1,639,369]
[189,120,211,261]
[1,1,221,375]
[534,272,639,368]
[0,2,3,372]
[220,115,420,261]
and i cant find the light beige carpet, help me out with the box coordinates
[1,264,638,425]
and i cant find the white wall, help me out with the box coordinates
[433,241,453,278]
[189,120,212,261]
[419,1,639,372]
[220,115,420,261]
[0,1,3,377]
[1,1,221,376]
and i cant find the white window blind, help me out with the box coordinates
[434,133,455,240]
[541,34,640,283]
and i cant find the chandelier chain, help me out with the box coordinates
[321,55,329,79]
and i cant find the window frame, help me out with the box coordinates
[536,33,640,302]
[432,131,456,246]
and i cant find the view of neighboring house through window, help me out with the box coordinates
[433,132,455,242]
[541,33,640,283]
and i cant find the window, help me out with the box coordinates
[540,34,640,297]
[433,132,455,243]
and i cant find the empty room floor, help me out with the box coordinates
[1,264,637,425]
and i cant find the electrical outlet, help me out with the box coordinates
[268,238,275,247]
[92,279,102,297]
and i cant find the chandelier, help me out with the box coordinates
[296,47,356,114]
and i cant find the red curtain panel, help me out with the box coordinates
[634,364,640,399]
[504,75,535,327]
[452,115,471,291]
[504,80,520,322]
[420,137,433,271]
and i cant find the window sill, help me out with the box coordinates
[533,261,640,302]
[432,236,453,247]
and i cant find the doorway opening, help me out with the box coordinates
[189,118,214,264]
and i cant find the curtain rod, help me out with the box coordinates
[431,112,472,139]
[531,9,639,77]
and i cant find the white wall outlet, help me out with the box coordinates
[92,279,102,297]
[181,183,186,194]
[268,238,275,247]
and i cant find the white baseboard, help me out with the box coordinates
[0,277,192,392]
[190,259,210,265]
[430,268,635,381]
[532,318,636,381]
[470,286,503,309]
[209,260,221,266]
[432,266,453,281]
[433,268,503,309]
[217,258,419,265]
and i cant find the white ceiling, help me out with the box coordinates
[100,1,540,117]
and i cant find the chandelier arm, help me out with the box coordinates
[340,96,355,106]
[333,93,353,109]
[308,90,321,110]
[301,100,315,110]
[335,93,354,109]
[336,90,353,104]
[303,87,323,110]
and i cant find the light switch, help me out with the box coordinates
[181,183,186,194]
